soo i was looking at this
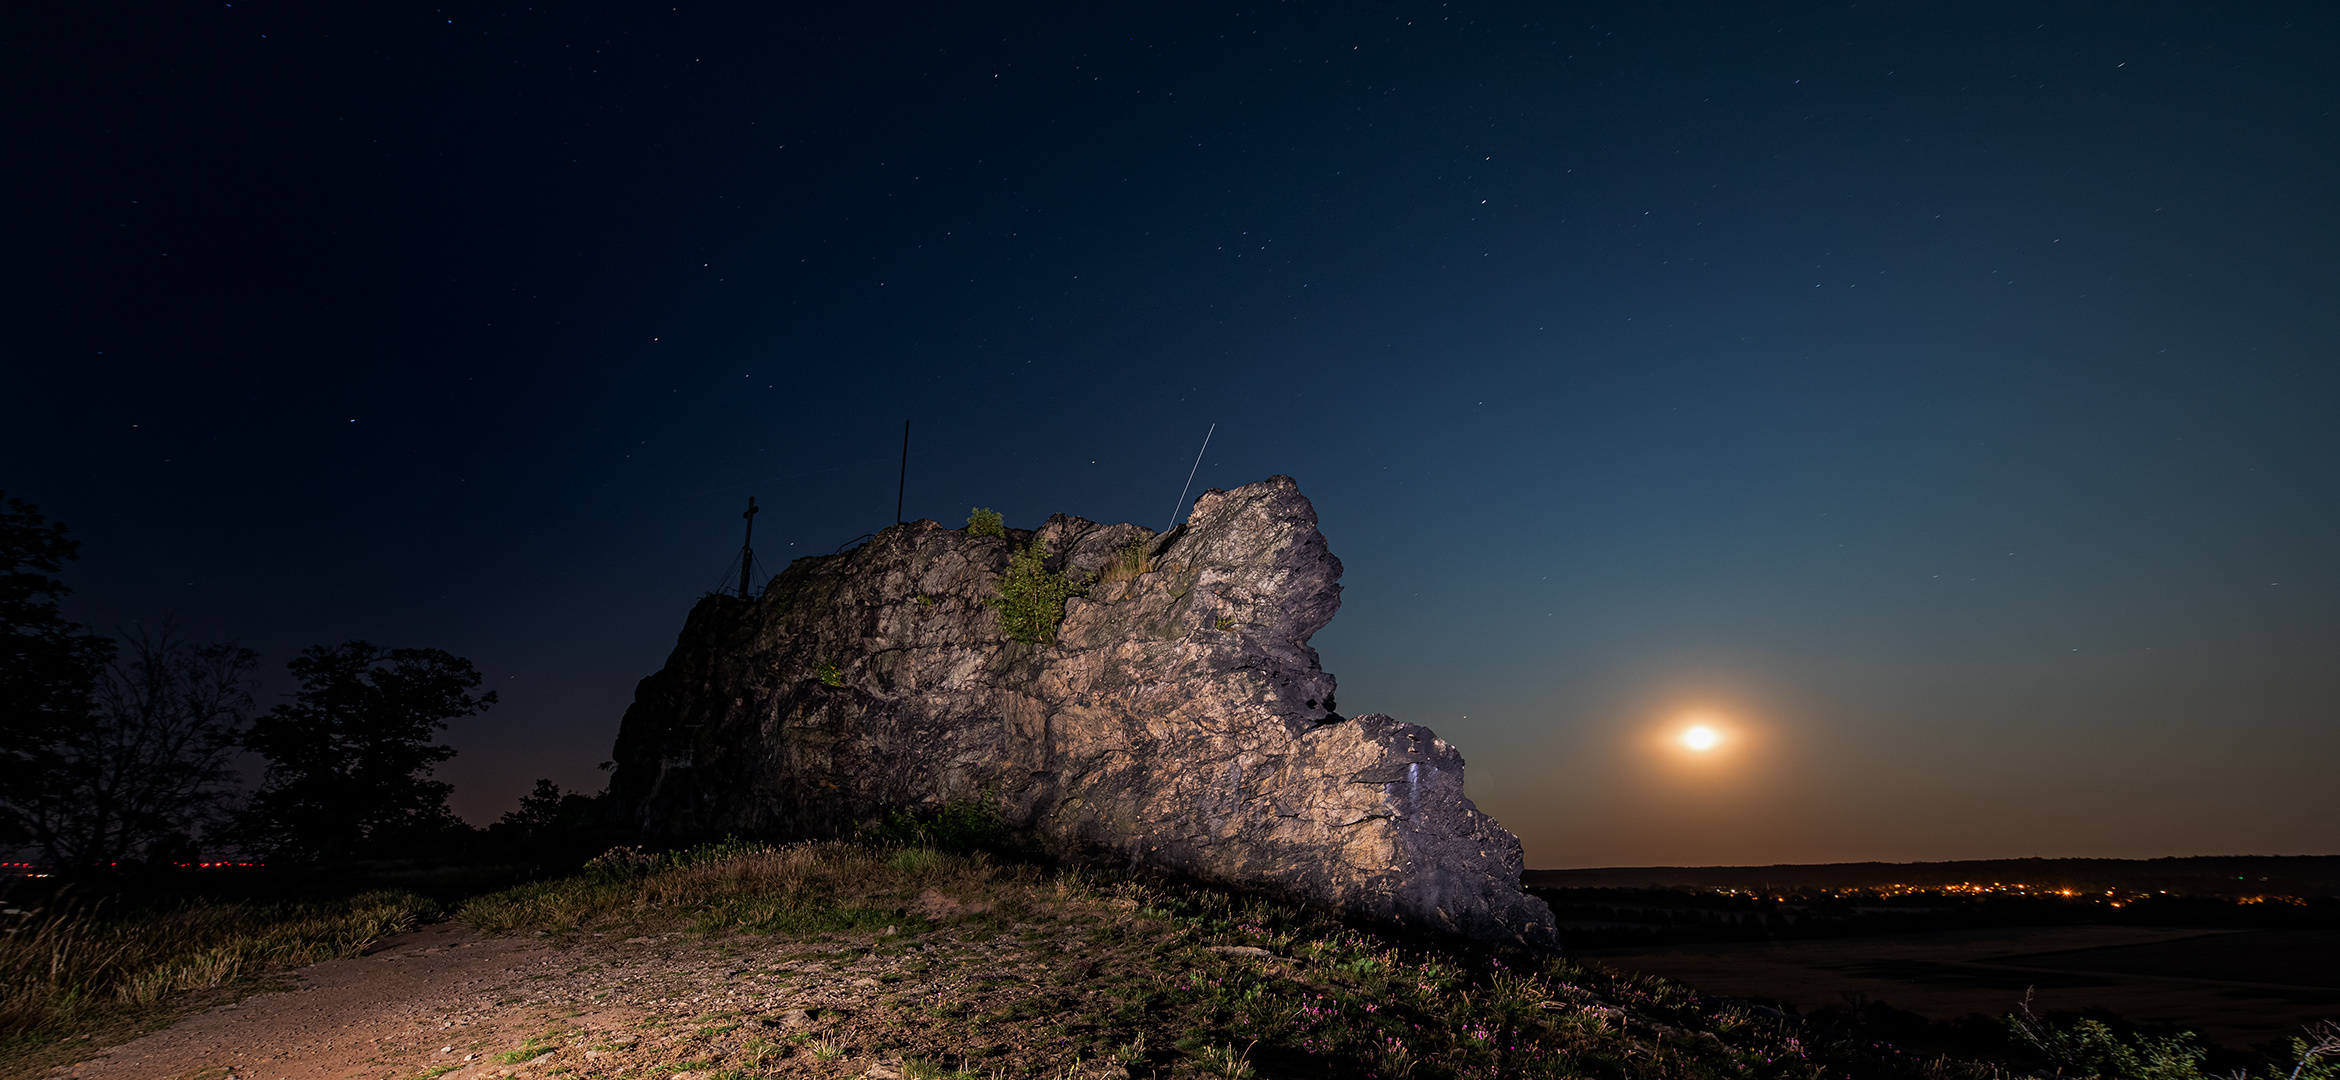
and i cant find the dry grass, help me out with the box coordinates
[461,842,1008,939]
[23,843,2313,1080]
[453,840,2065,1079]
[1092,539,1155,586]
[0,889,435,1058]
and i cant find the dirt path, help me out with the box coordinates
[52,923,643,1080]
[50,916,1149,1080]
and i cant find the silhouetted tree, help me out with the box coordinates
[495,778,613,837]
[498,779,571,835]
[236,642,495,859]
[2,624,257,867]
[0,495,115,847]
[485,777,623,863]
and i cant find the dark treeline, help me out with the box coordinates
[0,493,627,898]
[1534,887,2340,949]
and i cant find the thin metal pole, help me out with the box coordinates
[739,496,760,599]
[1166,423,1215,532]
[896,420,910,525]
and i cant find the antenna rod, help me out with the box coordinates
[896,419,910,525]
[1166,422,1216,532]
[739,496,760,599]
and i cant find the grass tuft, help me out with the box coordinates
[463,842,976,939]
[1092,538,1155,585]
[0,890,436,1049]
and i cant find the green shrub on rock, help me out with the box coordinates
[965,507,1004,537]
[990,538,1086,643]
[859,796,1011,853]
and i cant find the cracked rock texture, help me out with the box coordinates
[610,475,1557,949]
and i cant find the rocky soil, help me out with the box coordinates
[42,844,2066,1080]
[55,914,1166,1080]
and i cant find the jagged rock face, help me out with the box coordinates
[610,476,1558,950]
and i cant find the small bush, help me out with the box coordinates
[990,538,1087,643]
[2007,997,2209,1080]
[583,844,662,881]
[965,507,1004,537]
[2004,996,2340,1080]
[814,657,843,687]
[926,798,1010,852]
[860,797,1011,854]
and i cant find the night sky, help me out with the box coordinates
[8,3,2336,868]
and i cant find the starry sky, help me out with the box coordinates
[8,3,2337,868]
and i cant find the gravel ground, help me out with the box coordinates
[52,898,1173,1080]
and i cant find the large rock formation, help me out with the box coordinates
[610,476,1556,950]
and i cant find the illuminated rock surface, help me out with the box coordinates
[610,475,1557,949]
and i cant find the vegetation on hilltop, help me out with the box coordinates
[449,835,2340,1080]
[0,821,2328,1079]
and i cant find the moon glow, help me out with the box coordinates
[1681,725,1721,752]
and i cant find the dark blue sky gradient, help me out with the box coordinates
[7,2,2336,865]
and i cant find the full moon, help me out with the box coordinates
[1681,726,1721,751]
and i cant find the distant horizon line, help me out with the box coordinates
[1535,852,2340,873]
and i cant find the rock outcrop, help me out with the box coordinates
[609,476,1557,950]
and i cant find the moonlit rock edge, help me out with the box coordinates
[609,475,1558,950]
